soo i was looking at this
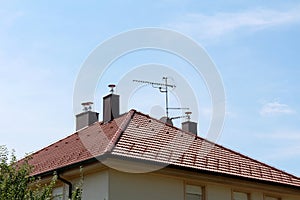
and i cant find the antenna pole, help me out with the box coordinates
[133,77,176,118]
[163,77,169,118]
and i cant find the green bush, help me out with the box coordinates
[0,146,82,200]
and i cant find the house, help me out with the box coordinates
[26,90,300,200]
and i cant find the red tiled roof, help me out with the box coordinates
[27,109,300,187]
[28,112,130,175]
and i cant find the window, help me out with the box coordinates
[52,186,68,200]
[265,196,281,200]
[233,191,249,200]
[185,184,203,200]
[52,187,64,200]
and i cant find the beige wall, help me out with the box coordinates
[56,164,300,200]
[106,169,300,200]
[81,170,109,200]
[206,184,231,200]
[109,169,184,200]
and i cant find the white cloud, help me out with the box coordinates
[166,6,300,40]
[260,101,295,116]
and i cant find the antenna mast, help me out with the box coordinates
[133,77,176,118]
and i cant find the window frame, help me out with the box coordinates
[52,184,68,200]
[184,182,206,200]
[52,186,64,200]
[231,189,251,200]
[263,194,282,200]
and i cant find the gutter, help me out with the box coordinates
[35,153,300,191]
[57,174,72,199]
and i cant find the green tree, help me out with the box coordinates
[0,146,82,200]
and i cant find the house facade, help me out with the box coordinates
[26,92,300,200]
[52,163,300,200]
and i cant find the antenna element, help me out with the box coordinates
[133,77,176,118]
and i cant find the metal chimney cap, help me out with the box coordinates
[108,84,116,93]
[185,111,192,121]
[81,102,94,112]
[81,102,93,106]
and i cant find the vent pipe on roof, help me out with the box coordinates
[76,102,99,131]
[103,84,120,122]
[181,112,197,135]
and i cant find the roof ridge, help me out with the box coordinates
[104,109,136,153]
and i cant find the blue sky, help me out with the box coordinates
[1,1,300,176]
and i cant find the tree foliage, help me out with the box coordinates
[0,146,82,200]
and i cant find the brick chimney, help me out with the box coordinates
[181,112,197,135]
[103,84,120,122]
[76,102,99,131]
[182,121,197,135]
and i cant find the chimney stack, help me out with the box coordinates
[76,102,99,131]
[103,84,120,122]
[181,112,197,135]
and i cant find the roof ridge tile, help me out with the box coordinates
[104,109,136,153]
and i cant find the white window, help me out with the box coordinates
[265,196,280,200]
[233,191,249,200]
[185,184,203,200]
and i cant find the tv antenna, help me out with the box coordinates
[133,77,189,118]
[170,111,192,121]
